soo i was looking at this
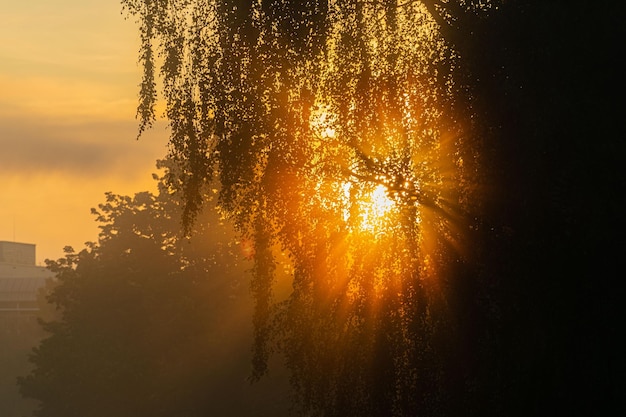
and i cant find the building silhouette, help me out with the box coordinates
[0,241,53,416]
[0,241,54,315]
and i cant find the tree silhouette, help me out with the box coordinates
[19,161,292,417]
[121,1,494,416]
[118,1,502,415]
[124,0,623,415]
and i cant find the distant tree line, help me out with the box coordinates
[19,160,291,417]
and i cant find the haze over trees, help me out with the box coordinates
[20,0,621,416]
[19,161,291,417]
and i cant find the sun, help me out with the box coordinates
[336,180,403,235]
[359,184,395,232]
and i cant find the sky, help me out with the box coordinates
[0,0,169,264]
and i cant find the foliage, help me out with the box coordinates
[18,161,291,417]
[121,1,503,416]
[0,315,43,417]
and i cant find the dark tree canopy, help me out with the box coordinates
[19,161,292,417]
[124,0,623,416]
[121,1,498,416]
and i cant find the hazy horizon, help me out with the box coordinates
[0,0,169,264]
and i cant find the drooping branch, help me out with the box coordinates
[123,2,479,415]
[136,0,157,138]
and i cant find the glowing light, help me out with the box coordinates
[309,105,337,139]
[240,239,255,259]
[360,184,395,232]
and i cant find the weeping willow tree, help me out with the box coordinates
[123,1,492,415]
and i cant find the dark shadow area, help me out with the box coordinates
[458,1,624,415]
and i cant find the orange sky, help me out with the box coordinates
[0,0,169,264]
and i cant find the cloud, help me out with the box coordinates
[0,117,169,264]
[0,116,168,179]
[0,73,139,120]
[0,0,169,264]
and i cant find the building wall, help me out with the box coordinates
[0,242,54,314]
[0,241,36,265]
[0,242,52,416]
